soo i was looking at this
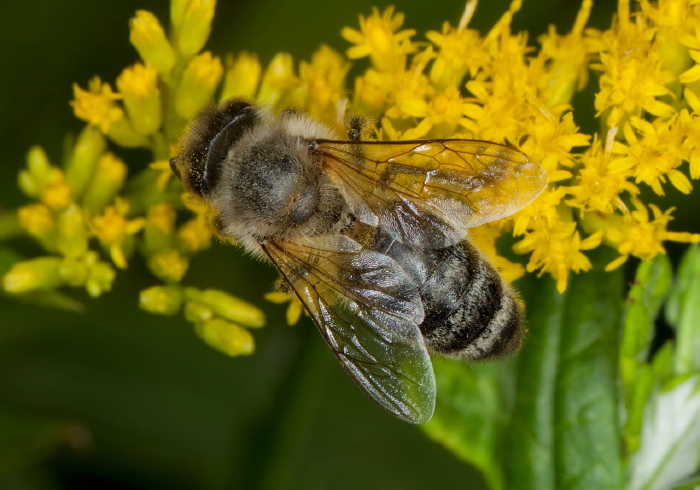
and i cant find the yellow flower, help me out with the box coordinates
[265,290,304,325]
[42,176,73,211]
[567,133,639,215]
[70,77,124,133]
[148,249,189,282]
[10,0,700,324]
[469,223,525,284]
[18,204,54,238]
[537,0,594,107]
[296,45,349,125]
[676,92,700,179]
[342,6,416,73]
[512,108,589,173]
[591,199,700,270]
[18,204,56,251]
[116,63,162,135]
[221,52,262,101]
[426,2,484,90]
[143,202,176,254]
[91,198,145,269]
[612,116,692,195]
[257,53,299,109]
[382,68,433,122]
[679,26,700,83]
[515,217,603,293]
[592,5,676,127]
[352,68,393,117]
[177,216,211,253]
[175,51,223,119]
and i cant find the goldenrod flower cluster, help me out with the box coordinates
[2,0,700,355]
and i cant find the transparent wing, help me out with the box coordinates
[263,234,436,423]
[312,139,547,248]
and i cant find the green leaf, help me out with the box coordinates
[665,245,700,375]
[618,255,673,454]
[503,247,624,489]
[502,275,563,490]
[424,248,625,490]
[553,252,624,489]
[626,246,700,489]
[422,358,514,490]
[620,254,672,391]
[628,375,700,490]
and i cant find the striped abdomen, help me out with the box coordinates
[416,240,522,359]
[364,227,522,360]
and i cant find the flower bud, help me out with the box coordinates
[220,52,261,100]
[171,0,216,59]
[106,118,150,148]
[65,127,106,198]
[257,53,299,108]
[175,52,223,119]
[86,260,115,297]
[195,318,254,356]
[140,285,183,315]
[129,10,176,76]
[3,257,62,293]
[177,217,211,253]
[56,205,89,259]
[148,249,189,282]
[185,287,265,327]
[82,153,128,214]
[59,257,89,287]
[117,63,162,135]
[184,300,213,323]
[18,204,57,251]
[18,146,52,198]
[144,202,176,254]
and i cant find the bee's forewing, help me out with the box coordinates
[314,139,547,248]
[263,236,436,423]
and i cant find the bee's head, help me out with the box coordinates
[175,98,259,197]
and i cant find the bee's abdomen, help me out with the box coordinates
[416,241,522,360]
[361,226,523,360]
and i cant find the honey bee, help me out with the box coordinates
[172,98,547,424]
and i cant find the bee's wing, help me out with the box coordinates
[313,139,547,248]
[263,234,436,424]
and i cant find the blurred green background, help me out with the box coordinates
[0,0,645,489]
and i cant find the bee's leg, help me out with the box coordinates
[346,114,367,142]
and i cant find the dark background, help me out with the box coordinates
[0,1,669,489]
